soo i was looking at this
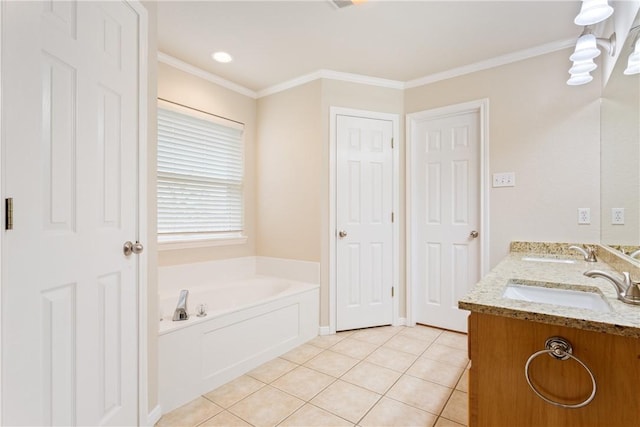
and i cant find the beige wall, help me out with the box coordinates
[255,81,323,261]
[406,49,602,267]
[156,63,258,265]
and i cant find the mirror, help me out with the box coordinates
[600,14,640,260]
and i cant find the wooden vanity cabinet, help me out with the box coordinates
[468,313,640,427]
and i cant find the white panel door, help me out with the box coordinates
[2,1,141,425]
[411,111,480,332]
[336,115,394,331]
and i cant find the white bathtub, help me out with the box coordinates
[158,276,319,413]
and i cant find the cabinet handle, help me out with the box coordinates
[524,336,596,409]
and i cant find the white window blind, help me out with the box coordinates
[157,100,244,239]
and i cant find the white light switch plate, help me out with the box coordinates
[492,172,515,187]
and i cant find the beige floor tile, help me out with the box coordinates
[359,396,438,427]
[434,331,468,352]
[406,357,465,388]
[398,325,443,342]
[279,403,353,426]
[203,375,265,408]
[248,357,298,383]
[304,350,359,377]
[434,417,465,427]
[341,361,402,394]
[229,385,304,427]
[271,366,335,401]
[456,369,469,393]
[308,333,347,349]
[365,346,418,372]
[422,344,469,368]
[329,337,379,359]
[310,380,381,424]
[197,410,251,427]
[157,396,223,427]
[350,326,398,345]
[386,375,453,415]
[440,390,468,426]
[383,334,430,355]
[280,343,324,364]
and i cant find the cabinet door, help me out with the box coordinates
[468,313,640,427]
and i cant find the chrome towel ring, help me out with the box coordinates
[524,336,597,409]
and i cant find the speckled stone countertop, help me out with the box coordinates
[458,243,640,338]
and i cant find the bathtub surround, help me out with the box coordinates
[158,257,320,413]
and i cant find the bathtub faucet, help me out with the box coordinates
[172,289,190,321]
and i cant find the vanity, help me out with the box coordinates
[459,243,640,427]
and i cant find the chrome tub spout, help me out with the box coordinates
[173,289,190,321]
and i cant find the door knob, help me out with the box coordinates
[123,241,144,256]
[338,230,348,238]
[469,230,479,239]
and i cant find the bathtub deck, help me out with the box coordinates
[156,325,469,427]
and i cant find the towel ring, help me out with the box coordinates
[524,336,596,409]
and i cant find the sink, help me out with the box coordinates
[503,282,611,312]
[521,256,577,264]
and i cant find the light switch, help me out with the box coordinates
[492,172,515,187]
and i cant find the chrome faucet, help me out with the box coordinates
[628,249,640,260]
[584,270,640,305]
[569,244,598,262]
[172,289,190,321]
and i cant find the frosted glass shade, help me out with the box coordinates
[574,0,613,26]
[569,59,597,74]
[567,72,593,86]
[624,52,640,75]
[570,34,601,62]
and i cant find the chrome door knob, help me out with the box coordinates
[123,241,144,256]
[469,230,479,239]
[338,230,348,238]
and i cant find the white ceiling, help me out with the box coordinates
[157,1,581,92]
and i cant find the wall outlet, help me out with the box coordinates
[612,208,625,225]
[577,208,590,225]
[492,172,515,187]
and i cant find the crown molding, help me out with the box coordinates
[157,52,258,99]
[159,38,576,99]
[405,38,576,89]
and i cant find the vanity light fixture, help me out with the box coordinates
[567,27,616,85]
[574,0,614,26]
[569,58,598,74]
[623,28,640,75]
[567,72,594,86]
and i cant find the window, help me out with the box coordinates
[157,99,245,247]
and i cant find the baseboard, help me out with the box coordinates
[396,317,407,326]
[318,325,332,336]
[147,404,162,426]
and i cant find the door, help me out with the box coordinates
[410,110,481,332]
[2,1,141,425]
[336,114,394,331]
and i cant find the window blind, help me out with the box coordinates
[157,102,244,236]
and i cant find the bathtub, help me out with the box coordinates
[158,275,319,413]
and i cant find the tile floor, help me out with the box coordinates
[157,325,469,427]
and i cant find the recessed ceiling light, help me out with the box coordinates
[212,51,233,63]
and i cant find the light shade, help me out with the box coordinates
[624,39,640,75]
[569,58,597,74]
[570,33,601,62]
[567,72,593,86]
[574,0,614,26]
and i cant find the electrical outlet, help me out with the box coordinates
[577,208,590,224]
[612,208,625,225]
[492,172,515,187]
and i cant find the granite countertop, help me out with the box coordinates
[458,244,640,338]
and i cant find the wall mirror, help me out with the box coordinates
[600,11,640,260]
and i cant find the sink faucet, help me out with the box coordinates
[583,270,640,305]
[569,244,597,262]
[628,249,640,260]
[172,289,190,321]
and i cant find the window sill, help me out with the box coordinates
[158,233,248,251]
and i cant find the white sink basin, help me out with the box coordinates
[503,282,611,312]
[521,256,577,264]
